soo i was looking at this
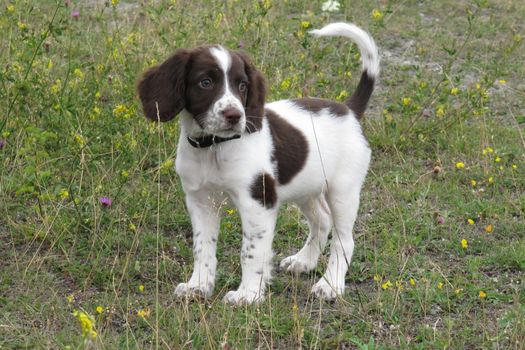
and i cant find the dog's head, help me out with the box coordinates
[137,45,266,137]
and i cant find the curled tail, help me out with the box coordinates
[309,23,380,119]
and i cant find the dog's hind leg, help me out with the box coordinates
[311,183,362,300]
[280,195,331,274]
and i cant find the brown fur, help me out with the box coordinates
[266,109,309,185]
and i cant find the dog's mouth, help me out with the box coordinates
[203,119,245,138]
[209,127,242,138]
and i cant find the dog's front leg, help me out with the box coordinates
[223,195,277,305]
[174,190,221,298]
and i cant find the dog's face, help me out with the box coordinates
[138,45,266,137]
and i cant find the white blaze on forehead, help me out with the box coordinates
[210,46,231,74]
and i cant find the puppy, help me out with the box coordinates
[138,23,379,304]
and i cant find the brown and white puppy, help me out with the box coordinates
[138,23,379,305]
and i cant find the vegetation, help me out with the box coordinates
[0,0,523,348]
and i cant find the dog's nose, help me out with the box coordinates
[223,108,242,125]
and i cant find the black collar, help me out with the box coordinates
[187,134,241,148]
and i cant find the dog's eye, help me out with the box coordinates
[199,78,213,89]
[238,81,248,93]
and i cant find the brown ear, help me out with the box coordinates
[137,49,190,122]
[238,52,267,133]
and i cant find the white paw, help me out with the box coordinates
[223,288,264,305]
[280,253,317,274]
[311,279,344,300]
[174,282,213,299]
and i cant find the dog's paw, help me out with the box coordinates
[174,282,213,299]
[311,279,344,300]
[223,288,264,306]
[280,254,317,274]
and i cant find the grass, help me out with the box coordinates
[1,0,524,348]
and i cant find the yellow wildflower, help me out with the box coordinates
[139,284,145,293]
[485,224,493,233]
[7,4,15,13]
[137,308,150,318]
[214,13,223,28]
[59,188,69,200]
[436,106,445,118]
[160,159,174,173]
[129,223,137,232]
[455,288,463,295]
[96,306,104,314]
[482,147,494,155]
[479,290,487,299]
[467,218,475,225]
[73,310,97,339]
[259,0,271,11]
[111,0,120,6]
[461,239,468,249]
[409,278,416,286]
[437,282,443,289]
[336,90,349,101]
[488,176,494,184]
[371,9,383,20]
[495,156,501,163]
[300,21,311,29]
[470,179,477,187]
[74,133,86,147]
[73,68,84,79]
[67,294,74,303]
[381,280,392,290]
[113,104,128,117]
[51,79,61,94]
[450,87,459,95]
[455,162,465,169]
[402,97,411,106]
[17,21,27,30]
[373,274,381,282]
[227,209,236,215]
[280,78,291,91]
[511,164,517,170]
[498,79,506,85]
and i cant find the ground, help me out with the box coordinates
[0,0,524,349]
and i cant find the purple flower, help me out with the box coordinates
[0,139,6,149]
[71,10,80,18]
[99,196,112,207]
[436,215,445,225]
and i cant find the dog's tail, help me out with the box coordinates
[309,23,379,119]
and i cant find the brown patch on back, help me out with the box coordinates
[266,109,308,185]
[293,98,350,117]
[346,71,375,119]
[250,172,277,208]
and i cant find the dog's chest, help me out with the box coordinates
[175,134,274,193]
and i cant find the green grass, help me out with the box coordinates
[1,0,524,348]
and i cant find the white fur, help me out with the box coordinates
[173,22,378,304]
[309,22,380,78]
[207,46,246,137]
